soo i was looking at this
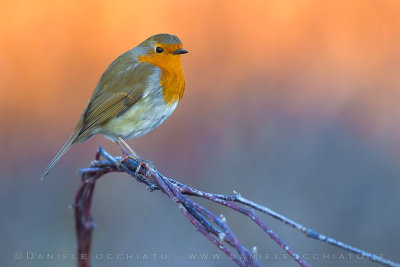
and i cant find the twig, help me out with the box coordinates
[174,182,399,267]
[73,146,400,267]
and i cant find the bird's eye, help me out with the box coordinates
[156,47,163,53]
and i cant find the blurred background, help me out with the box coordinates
[1,0,400,266]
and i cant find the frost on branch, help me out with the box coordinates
[73,146,400,267]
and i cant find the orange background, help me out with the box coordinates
[1,1,400,266]
[2,1,400,156]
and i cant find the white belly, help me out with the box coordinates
[100,95,178,141]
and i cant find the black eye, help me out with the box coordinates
[156,47,163,53]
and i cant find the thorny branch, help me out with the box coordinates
[73,146,400,267]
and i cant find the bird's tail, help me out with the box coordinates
[41,132,78,180]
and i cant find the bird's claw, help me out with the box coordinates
[112,156,124,170]
[122,156,154,177]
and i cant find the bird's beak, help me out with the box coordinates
[173,48,188,55]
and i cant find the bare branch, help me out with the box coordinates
[73,146,400,267]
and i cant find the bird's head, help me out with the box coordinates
[135,34,188,70]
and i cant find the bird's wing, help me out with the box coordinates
[75,52,158,138]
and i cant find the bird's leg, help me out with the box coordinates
[117,137,138,157]
[116,137,155,176]
[116,140,130,158]
[113,138,134,170]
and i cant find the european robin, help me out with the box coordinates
[42,33,188,179]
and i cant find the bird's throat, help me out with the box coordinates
[138,53,185,105]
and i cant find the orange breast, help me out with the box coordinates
[138,44,185,105]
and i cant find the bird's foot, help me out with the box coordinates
[116,152,154,176]
[131,156,155,177]
[112,156,123,170]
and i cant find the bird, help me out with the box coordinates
[41,33,188,179]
